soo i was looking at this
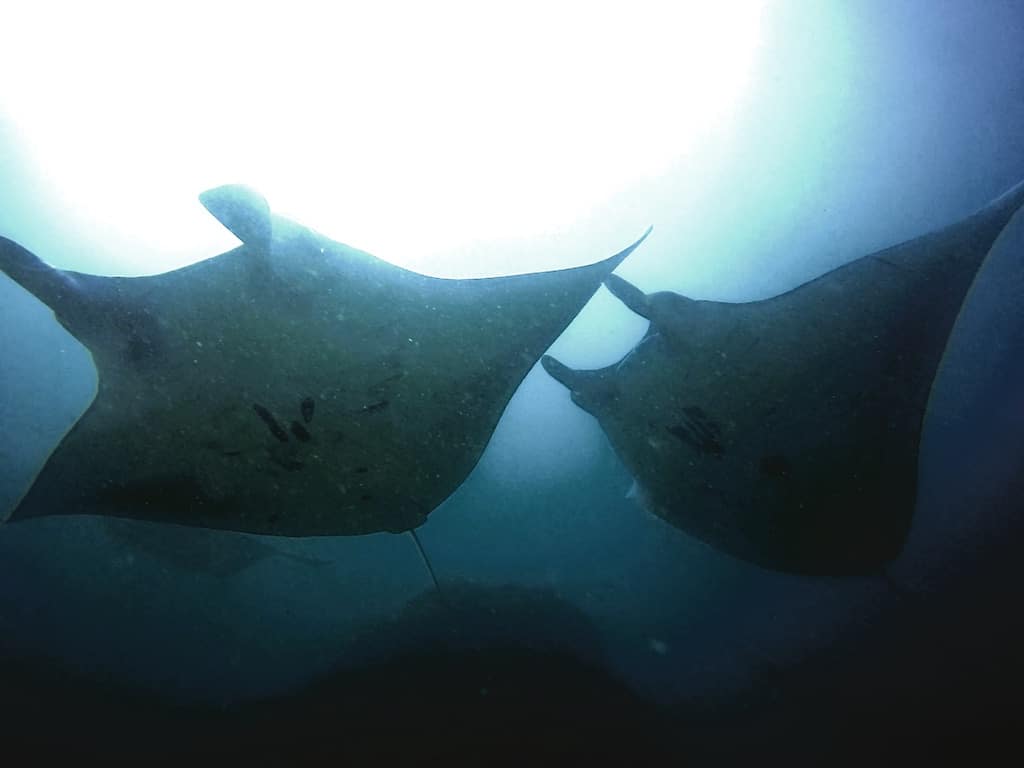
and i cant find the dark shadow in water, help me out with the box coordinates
[0,581,673,762]
[339,580,606,666]
[2,573,1020,763]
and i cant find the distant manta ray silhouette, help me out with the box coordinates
[543,178,1024,576]
[99,516,335,579]
[0,184,651,542]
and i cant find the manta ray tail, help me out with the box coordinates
[409,528,442,596]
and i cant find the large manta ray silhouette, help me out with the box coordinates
[0,184,650,536]
[543,179,1024,576]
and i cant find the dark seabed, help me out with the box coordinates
[1,562,1021,763]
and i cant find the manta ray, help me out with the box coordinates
[1,184,650,537]
[543,179,1024,576]
[99,517,334,578]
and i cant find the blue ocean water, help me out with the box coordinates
[1,1,1023,762]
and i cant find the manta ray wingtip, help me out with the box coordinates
[627,225,654,253]
[601,226,654,271]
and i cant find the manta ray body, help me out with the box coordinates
[543,179,1024,576]
[1,185,649,536]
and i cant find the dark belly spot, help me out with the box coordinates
[300,396,315,423]
[253,404,289,443]
[668,406,724,456]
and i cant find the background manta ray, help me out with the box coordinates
[98,516,334,578]
[543,178,1024,576]
[0,184,650,536]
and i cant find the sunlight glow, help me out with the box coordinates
[0,0,764,275]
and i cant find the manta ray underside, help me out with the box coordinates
[1,185,650,536]
[543,179,1024,576]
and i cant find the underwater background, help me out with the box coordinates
[1,0,1023,762]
